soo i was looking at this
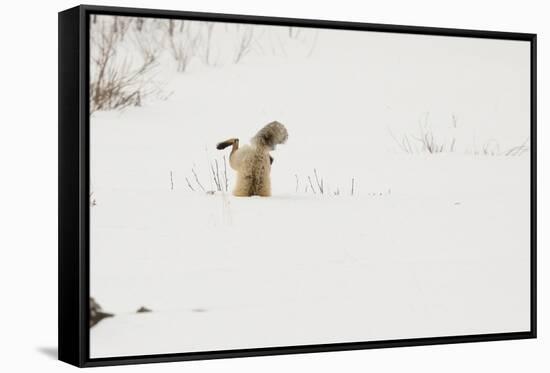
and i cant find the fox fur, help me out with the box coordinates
[216,121,288,197]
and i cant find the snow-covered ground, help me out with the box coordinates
[89,17,531,357]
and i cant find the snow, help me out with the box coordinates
[89,16,531,358]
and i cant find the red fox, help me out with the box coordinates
[216,121,288,197]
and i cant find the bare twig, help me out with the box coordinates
[234,26,254,63]
[170,170,174,190]
[307,30,319,57]
[389,127,414,154]
[191,168,206,192]
[210,162,221,191]
[167,20,199,72]
[215,159,220,191]
[185,177,195,191]
[313,168,324,194]
[504,138,530,156]
[308,176,316,194]
[223,155,229,191]
[202,22,215,65]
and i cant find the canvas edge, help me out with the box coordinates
[81,332,535,367]
[78,3,536,40]
[56,4,537,368]
[58,5,86,368]
[529,33,537,339]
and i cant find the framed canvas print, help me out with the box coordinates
[58,5,537,367]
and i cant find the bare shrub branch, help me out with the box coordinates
[202,22,215,66]
[210,161,222,191]
[504,138,530,156]
[388,114,527,157]
[308,176,316,194]
[223,156,229,191]
[313,168,324,194]
[185,177,195,191]
[90,17,160,113]
[167,20,199,72]
[234,26,254,63]
[191,168,206,192]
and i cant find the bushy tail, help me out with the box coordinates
[216,138,238,150]
[251,121,288,150]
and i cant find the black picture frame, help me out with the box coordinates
[59,4,537,368]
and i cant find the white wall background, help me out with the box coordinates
[0,0,545,371]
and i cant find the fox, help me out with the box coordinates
[216,121,288,197]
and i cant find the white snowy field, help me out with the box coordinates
[90,170,530,357]
[89,17,531,358]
